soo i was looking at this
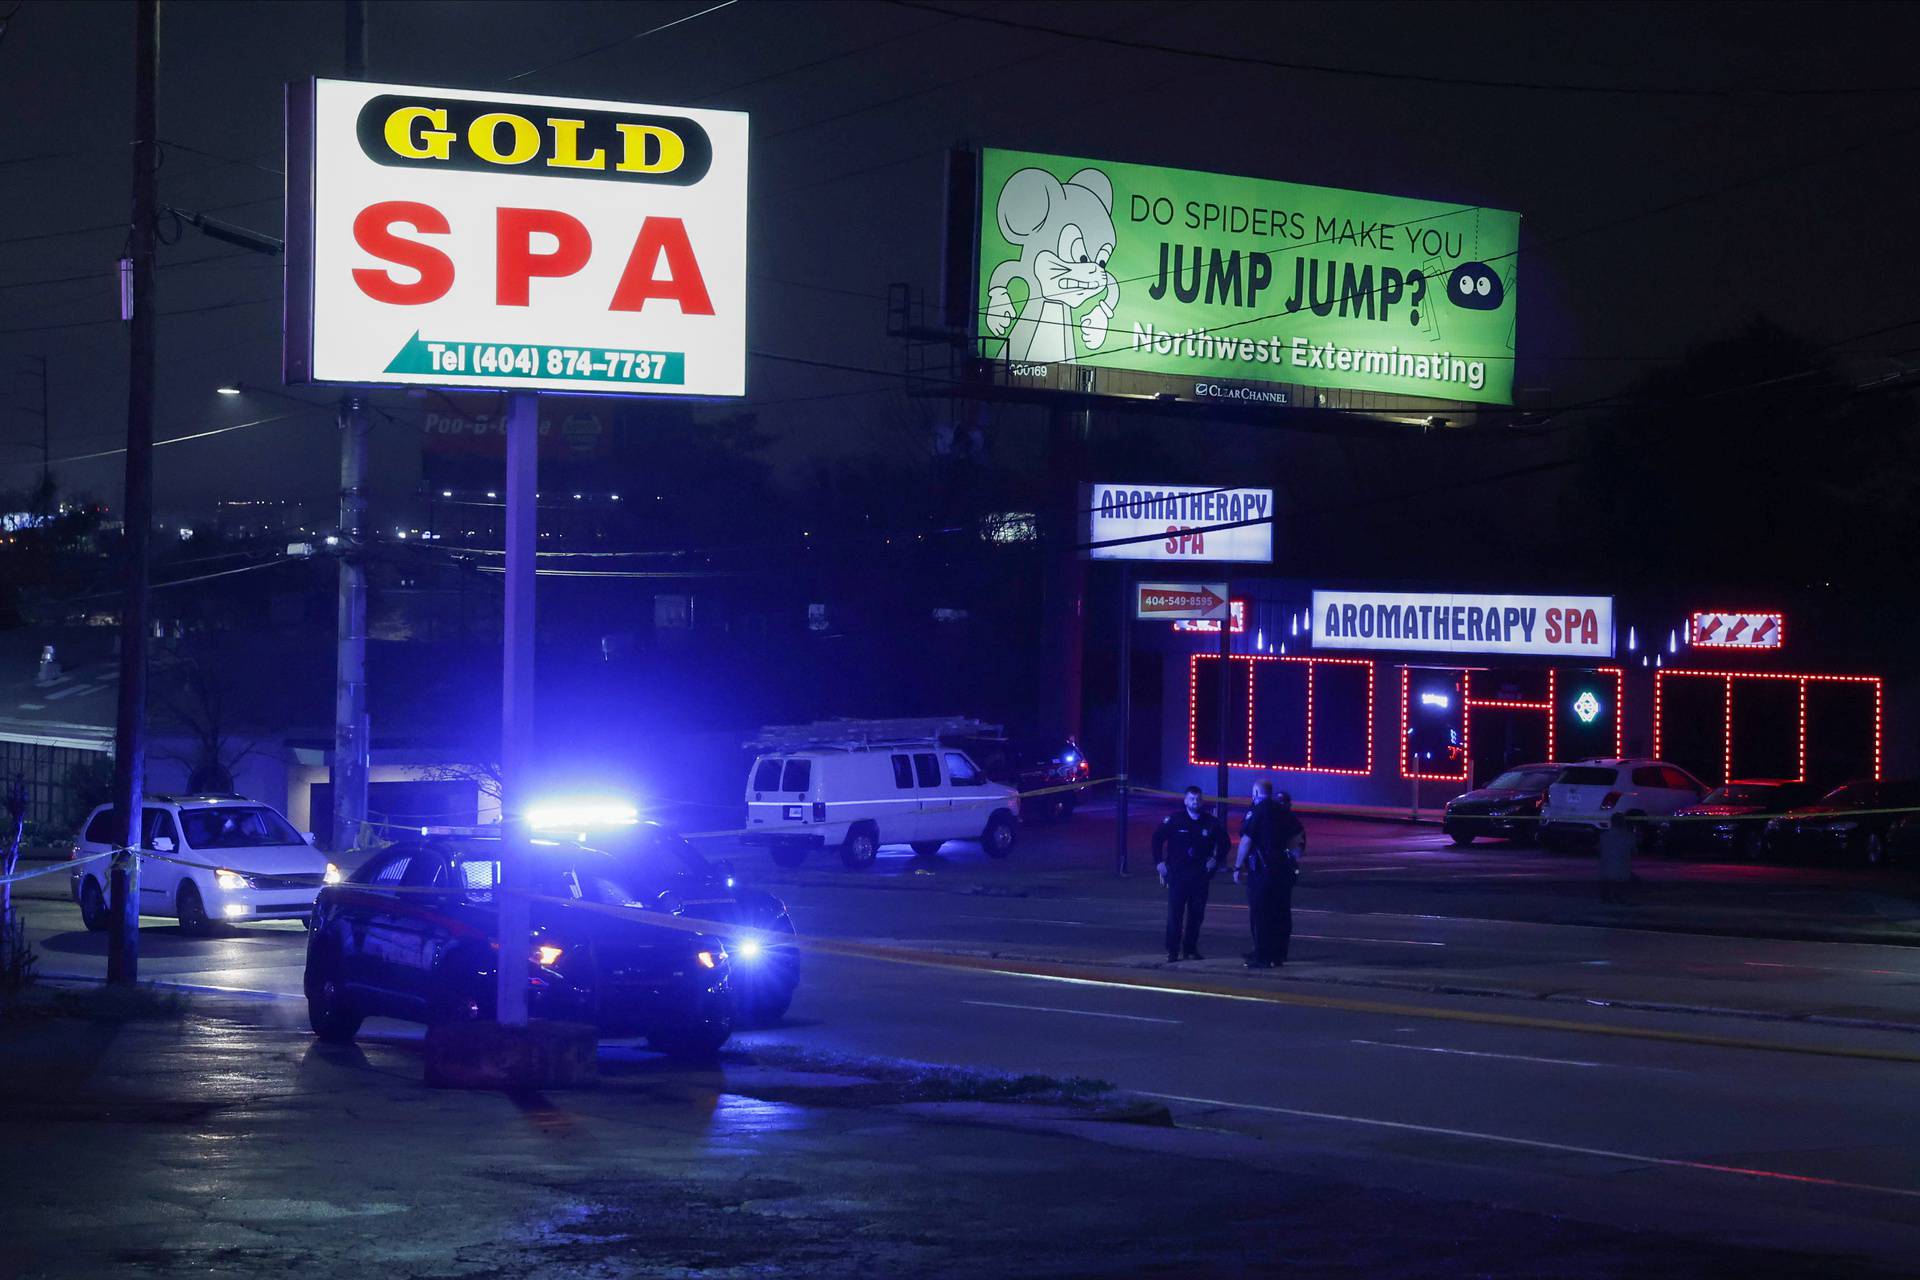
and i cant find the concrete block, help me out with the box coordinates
[423,1020,599,1091]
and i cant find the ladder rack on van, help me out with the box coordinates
[746,716,1004,753]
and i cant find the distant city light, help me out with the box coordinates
[215,384,241,396]
[610,493,621,501]
[486,491,498,499]
[441,490,452,498]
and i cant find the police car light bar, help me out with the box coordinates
[526,798,640,832]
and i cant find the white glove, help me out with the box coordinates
[1081,304,1111,349]
[985,286,1015,338]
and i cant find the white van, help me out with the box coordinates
[741,724,1021,869]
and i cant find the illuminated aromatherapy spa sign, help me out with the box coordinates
[1084,483,1274,562]
[975,148,1520,405]
[1313,590,1615,658]
[288,79,747,395]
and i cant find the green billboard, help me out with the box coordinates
[975,148,1520,406]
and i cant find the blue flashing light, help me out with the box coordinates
[526,798,640,832]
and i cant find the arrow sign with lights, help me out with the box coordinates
[1136,582,1230,620]
[1689,611,1785,650]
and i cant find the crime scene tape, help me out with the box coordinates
[0,849,116,886]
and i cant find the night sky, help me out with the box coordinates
[3,0,1918,511]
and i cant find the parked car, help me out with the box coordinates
[951,735,1091,821]
[1539,759,1707,847]
[70,793,338,935]
[1441,764,1563,845]
[1763,779,1920,868]
[742,730,1020,869]
[1654,779,1825,860]
[598,821,800,1026]
[303,833,733,1056]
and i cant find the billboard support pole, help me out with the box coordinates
[1114,566,1131,875]
[1217,581,1231,809]
[1041,407,1087,741]
[329,1,370,856]
[330,395,369,852]
[495,390,538,1029]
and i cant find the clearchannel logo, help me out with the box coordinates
[1193,382,1289,405]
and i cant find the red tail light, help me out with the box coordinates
[1599,791,1622,810]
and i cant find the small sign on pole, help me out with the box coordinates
[1135,582,1229,621]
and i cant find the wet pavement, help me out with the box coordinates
[3,989,1911,1279]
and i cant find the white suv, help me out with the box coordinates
[742,742,1021,869]
[1540,759,1706,846]
[71,794,340,935]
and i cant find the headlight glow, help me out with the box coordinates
[323,863,343,885]
[215,869,251,891]
[736,939,762,961]
[533,944,564,967]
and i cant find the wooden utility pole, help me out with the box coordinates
[109,0,160,984]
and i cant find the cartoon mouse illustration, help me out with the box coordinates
[983,166,1119,363]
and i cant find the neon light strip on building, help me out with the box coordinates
[1653,669,1882,784]
[1398,665,1625,781]
[1189,653,1375,777]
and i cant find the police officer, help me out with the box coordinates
[1233,780,1305,968]
[1152,785,1227,963]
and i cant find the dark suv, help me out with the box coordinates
[955,736,1091,821]
[304,835,733,1057]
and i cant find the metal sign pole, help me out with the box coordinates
[495,390,537,1028]
[1114,567,1132,875]
[1216,580,1231,810]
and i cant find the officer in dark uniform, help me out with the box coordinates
[1234,780,1305,967]
[1152,786,1227,963]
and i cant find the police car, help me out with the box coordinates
[303,831,735,1058]
[595,820,801,1026]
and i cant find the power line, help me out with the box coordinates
[158,138,284,177]
[693,12,959,104]
[0,248,257,294]
[0,292,277,338]
[502,0,739,84]
[10,408,310,470]
[889,0,1920,99]
[764,1,1169,142]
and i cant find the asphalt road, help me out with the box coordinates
[14,812,1920,1271]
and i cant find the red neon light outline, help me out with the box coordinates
[1652,669,1883,784]
[1173,599,1248,635]
[1190,653,1375,776]
[1688,611,1786,650]
[1399,665,1625,780]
